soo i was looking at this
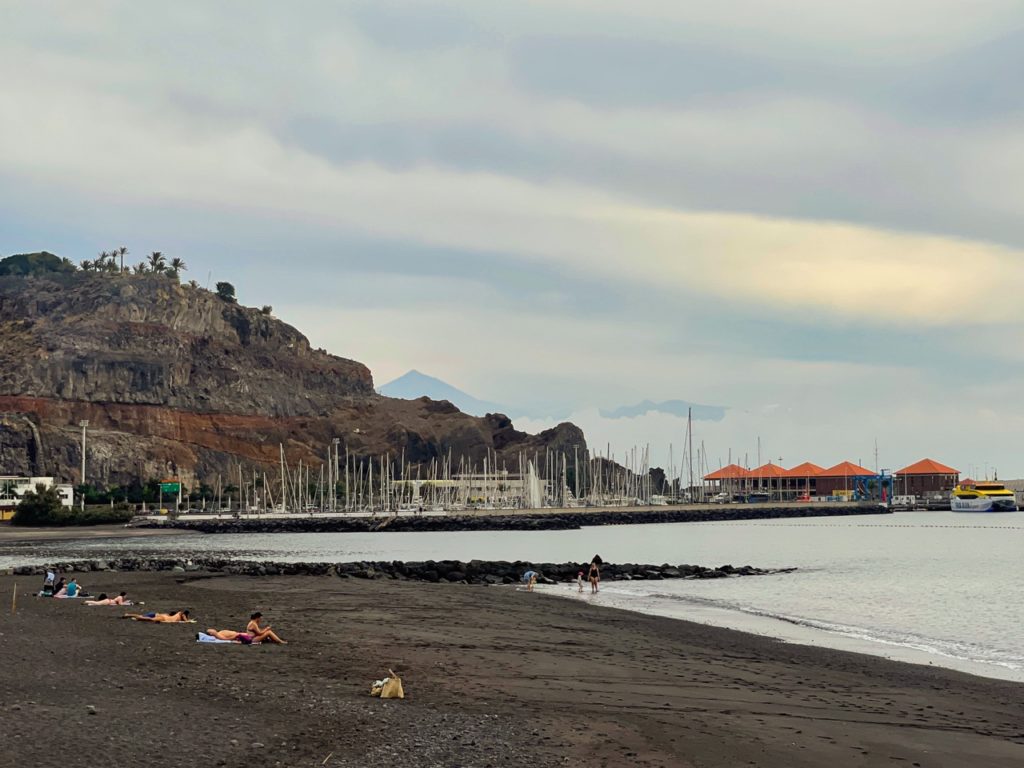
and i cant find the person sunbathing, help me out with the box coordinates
[203,628,257,644]
[246,612,287,644]
[123,610,191,623]
[85,592,132,606]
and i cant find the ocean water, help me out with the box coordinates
[3,511,1023,681]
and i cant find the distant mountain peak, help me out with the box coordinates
[378,370,506,418]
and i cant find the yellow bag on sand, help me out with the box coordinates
[380,669,405,699]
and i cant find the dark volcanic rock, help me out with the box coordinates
[11,557,793,585]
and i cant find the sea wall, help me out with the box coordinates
[10,557,795,584]
[146,504,886,534]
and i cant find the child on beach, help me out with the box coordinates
[576,570,584,593]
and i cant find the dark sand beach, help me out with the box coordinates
[0,523,190,544]
[2,571,1023,768]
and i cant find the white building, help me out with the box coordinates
[0,476,75,510]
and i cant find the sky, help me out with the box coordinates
[2,1,1023,478]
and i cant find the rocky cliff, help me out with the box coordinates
[0,271,585,489]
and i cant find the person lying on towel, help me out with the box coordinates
[123,610,192,623]
[200,628,257,644]
[85,592,132,606]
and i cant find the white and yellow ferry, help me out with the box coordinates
[951,481,1017,512]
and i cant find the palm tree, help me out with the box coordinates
[117,246,129,273]
[147,251,166,273]
[80,259,94,272]
[133,262,148,275]
[169,257,187,277]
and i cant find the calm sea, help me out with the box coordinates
[4,511,1023,681]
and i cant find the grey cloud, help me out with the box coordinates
[506,30,1024,121]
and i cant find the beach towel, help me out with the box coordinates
[196,632,234,644]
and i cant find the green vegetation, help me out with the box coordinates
[10,484,133,526]
[216,281,237,303]
[0,252,77,276]
[2,245,248,305]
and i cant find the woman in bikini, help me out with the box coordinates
[85,591,131,606]
[246,612,287,644]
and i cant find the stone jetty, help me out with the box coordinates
[146,503,884,534]
[11,557,795,584]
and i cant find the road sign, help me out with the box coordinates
[160,482,180,494]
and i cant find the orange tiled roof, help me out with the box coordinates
[703,463,750,480]
[895,458,959,475]
[783,461,825,477]
[748,462,787,478]
[819,461,875,477]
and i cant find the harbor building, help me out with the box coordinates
[892,459,959,496]
[704,458,958,502]
[0,475,74,520]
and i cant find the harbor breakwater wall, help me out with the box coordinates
[146,504,886,534]
[9,557,794,584]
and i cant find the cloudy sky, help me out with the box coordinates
[2,2,1023,478]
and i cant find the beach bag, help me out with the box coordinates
[380,670,404,699]
[370,669,405,699]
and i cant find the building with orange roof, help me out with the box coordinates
[815,461,878,498]
[894,458,959,496]
[701,457,957,502]
[702,464,750,498]
[783,461,825,497]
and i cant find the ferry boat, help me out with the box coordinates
[950,480,1018,512]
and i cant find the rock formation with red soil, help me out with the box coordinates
[0,271,585,489]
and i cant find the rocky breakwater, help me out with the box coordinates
[152,503,887,534]
[11,557,794,585]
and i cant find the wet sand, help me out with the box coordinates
[0,523,190,544]
[2,571,1023,767]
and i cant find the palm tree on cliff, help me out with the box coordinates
[147,251,166,273]
[117,245,129,273]
[80,259,94,272]
[168,257,187,278]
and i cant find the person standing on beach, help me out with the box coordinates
[588,558,601,594]
[576,570,585,593]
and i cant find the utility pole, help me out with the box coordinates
[332,437,340,512]
[78,420,89,511]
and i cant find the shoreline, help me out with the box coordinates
[536,580,1024,685]
[3,571,1022,767]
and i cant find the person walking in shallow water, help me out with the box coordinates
[588,556,601,594]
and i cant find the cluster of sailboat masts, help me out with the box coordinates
[204,435,720,513]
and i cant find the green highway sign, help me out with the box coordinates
[160,482,180,494]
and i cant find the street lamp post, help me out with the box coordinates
[78,420,89,511]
